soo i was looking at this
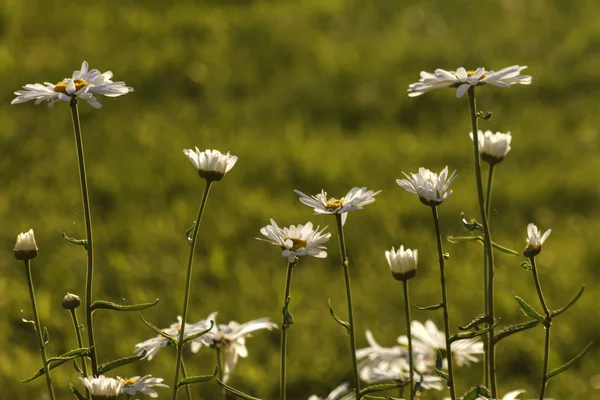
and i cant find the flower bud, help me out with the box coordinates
[14,229,38,261]
[524,223,551,257]
[385,245,418,281]
[62,293,81,310]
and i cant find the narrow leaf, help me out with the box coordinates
[177,366,218,388]
[185,222,195,245]
[22,348,90,383]
[491,241,519,256]
[450,320,498,343]
[98,349,147,374]
[91,298,159,312]
[62,232,88,249]
[447,235,482,243]
[43,327,49,346]
[70,384,86,400]
[73,359,83,375]
[360,382,408,396]
[435,368,449,383]
[414,302,443,311]
[217,379,264,400]
[459,314,493,331]
[283,296,295,327]
[328,299,350,334]
[462,386,491,400]
[513,295,545,323]
[493,320,539,344]
[182,321,215,344]
[138,313,178,347]
[546,342,592,380]
[551,285,585,318]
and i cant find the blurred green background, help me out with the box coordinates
[1,0,598,398]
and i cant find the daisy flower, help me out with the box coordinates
[385,245,418,281]
[119,375,169,398]
[190,315,277,382]
[11,61,133,108]
[294,187,381,226]
[407,65,531,98]
[524,223,551,257]
[396,166,457,206]
[79,376,122,400]
[307,383,354,400]
[183,148,238,182]
[14,229,38,261]
[470,130,512,164]
[359,358,444,391]
[257,219,331,262]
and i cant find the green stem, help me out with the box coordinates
[481,164,494,387]
[172,181,213,400]
[467,87,497,397]
[69,309,90,399]
[181,359,193,400]
[430,206,457,400]
[23,260,55,400]
[280,261,295,400]
[529,256,551,400]
[216,347,225,400]
[69,99,98,375]
[402,280,414,400]
[335,213,361,399]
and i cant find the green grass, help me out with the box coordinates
[1,0,599,398]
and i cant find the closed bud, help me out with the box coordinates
[385,245,418,281]
[62,293,81,310]
[14,229,38,261]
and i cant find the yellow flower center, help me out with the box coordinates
[122,377,139,387]
[284,238,307,251]
[454,70,488,79]
[54,78,88,94]
[325,198,344,210]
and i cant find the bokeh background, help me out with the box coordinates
[1,0,599,399]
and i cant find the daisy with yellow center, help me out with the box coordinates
[257,219,331,262]
[118,375,169,398]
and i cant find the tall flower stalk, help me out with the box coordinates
[280,261,295,400]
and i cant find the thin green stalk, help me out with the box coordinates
[334,213,361,399]
[402,280,414,400]
[430,206,457,400]
[529,256,551,400]
[23,260,55,400]
[216,347,225,400]
[181,359,193,400]
[481,164,495,387]
[69,309,90,399]
[280,261,295,400]
[69,98,98,374]
[172,181,213,400]
[467,87,497,396]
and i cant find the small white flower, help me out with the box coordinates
[524,223,551,257]
[79,376,122,400]
[396,166,457,206]
[133,314,215,360]
[257,219,331,262]
[294,187,381,226]
[119,375,169,398]
[183,147,238,182]
[190,315,277,382]
[14,229,38,260]
[307,383,354,400]
[408,65,531,98]
[359,358,443,391]
[386,245,418,281]
[470,130,512,164]
[11,61,133,108]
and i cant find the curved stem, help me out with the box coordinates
[430,206,457,400]
[172,181,213,400]
[402,280,414,400]
[335,213,361,399]
[69,99,98,374]
[467,87,497,396]
[481,163,495,386]
[280,261,295,400]
[529,256,551,400]
[216,347,225,400]
[69,309,90,399]
[24,260,55,400]
[180,359,193,400]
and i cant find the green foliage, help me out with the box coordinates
[2,0,599,399]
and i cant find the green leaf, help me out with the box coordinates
[177,366,218,389]
[70,383,86,400]
[414,302,443,311]
[491,241,519,256]
[98,349,147,374]
[458,314,493,331]
[360,382,408,396]
[62,232,88,250]
[73,359,83,375]
[546,342,593,380]
[450,320,498,343]
[493,320,539,344]
[91,298,159,312]
[363,396,404,400]
[138,312,178,347]
[551,285,585,318]
[217,379,264,400]
[282,296,295,327]
[43,327,49,346]
[435,368,449,383]
[22,348,90,383]
[182,320,215,344]
[513,295,545,323]
[328,299,350,334]
[461,386,491,400]
[447,235,482,243]
[185,223,195,245]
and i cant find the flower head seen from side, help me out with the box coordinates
[191,316,277,382]
[396,166,457,206]
[183,147,238,182]
[385,245,417,281]
[407,65,531,98]
[307,383,354,400]
[524,223,551,257]
[257,219,331,263]
[119,375,169,398]
[470,130,512,165]
[294,187,381,226]
[14,229,38,261]
[11,61,133,108]
[79,376,123,400]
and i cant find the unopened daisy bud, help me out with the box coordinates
[470,130,512,165]
[14,229,38,261]
[79,375,122,400]
[183,147,238,182]
[62,293,81,310]
[524,223,551,257]
[385,245,418,281]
